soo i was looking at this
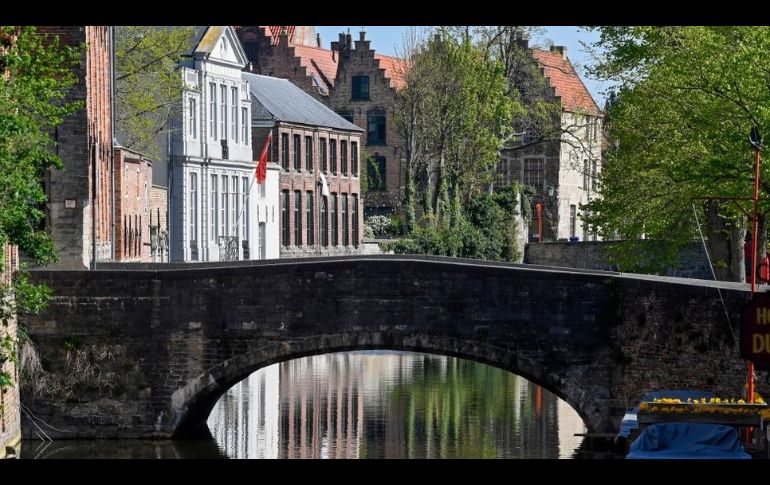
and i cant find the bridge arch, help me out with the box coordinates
[21,255,752,438]
[171,333,601,437]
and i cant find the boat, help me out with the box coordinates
[617,390,716,445]
[626,422,751,459]
[619,390,763,459]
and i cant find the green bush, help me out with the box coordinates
[386,185,524,262]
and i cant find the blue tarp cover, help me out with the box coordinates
[626,423,751,459]
[617,390,717,439]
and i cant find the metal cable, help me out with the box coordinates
[691,201,737,345]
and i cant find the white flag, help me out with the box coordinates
[319,172,330,197]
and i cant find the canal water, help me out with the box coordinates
[21,351,590,459]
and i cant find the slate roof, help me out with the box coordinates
[243,72,363,132]
[532,49,601,116]
[184,26,210,56]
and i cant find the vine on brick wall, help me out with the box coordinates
[0,266,51,393]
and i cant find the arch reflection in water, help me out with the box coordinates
[207,351,587,459]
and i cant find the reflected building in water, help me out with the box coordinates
[207,351,587,459]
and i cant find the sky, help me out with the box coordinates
[315,26,612,106]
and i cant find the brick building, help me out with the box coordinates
[497,44,603,242]
[114,146,168,262]
[237,27,406,218]
[35,26,114,269]
[149,186,169,262]
[243,73,364,257]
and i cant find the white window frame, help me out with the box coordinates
[241,108,248,146]
[210,175,218,240]
[231,86,238,143]
[189,97,197,139]
[221,176,228,237]
[220,84,228,141]
[242,177,248,244]
[189,172,198,242]
[231,175,238,237]
[209,83,217,140]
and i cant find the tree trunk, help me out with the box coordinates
[404,167,416,234]
[704,200,746,282]
[432,152,445,222]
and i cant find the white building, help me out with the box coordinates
[498,45,603,242]
[170,26,279,262]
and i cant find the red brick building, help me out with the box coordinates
[237,27,405,218]
[114,146,168,262]
[36,26,114,268]
[244,73,364,257]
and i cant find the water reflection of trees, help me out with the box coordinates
[372,355,563,458]
[208,351,586,459]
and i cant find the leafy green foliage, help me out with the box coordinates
[583,27,770,280]
[115,26,196,159]
[0,26,77,391]
[0,26,81,265]
[394,29,513,224]
[387,185,524,261]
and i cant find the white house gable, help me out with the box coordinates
[194,26,249,70]
[213,31,240,65]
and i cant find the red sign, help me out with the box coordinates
[741,292,770,370]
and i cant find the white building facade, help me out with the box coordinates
[170,26,279,262]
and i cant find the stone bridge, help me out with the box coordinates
[19,255,761,439]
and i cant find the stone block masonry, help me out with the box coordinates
[36,26,113,269]
[19,255,759,439]
[525,240,712,280]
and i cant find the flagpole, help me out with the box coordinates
[233,131,271,259]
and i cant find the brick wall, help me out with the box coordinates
[36,26,113,268]
[327,32,402,216]
[0,243,19,458]
[114,147,153,262]
[238,27,405,217]
[149,186,168,234]
[273,122,364,254]
[525,240,712,280]
[244,30,325,102]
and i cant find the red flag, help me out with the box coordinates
[256,131,272,184]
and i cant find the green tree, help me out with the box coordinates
[583,27,770,281]
[114,26,196,159]
[394,29,513,226]
[0,26,82,390]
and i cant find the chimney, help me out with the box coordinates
[317,33,322,48]
[355,30,370,51]
[336,32,351,61]
[550,45,567,58]
[278,31,289,48]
